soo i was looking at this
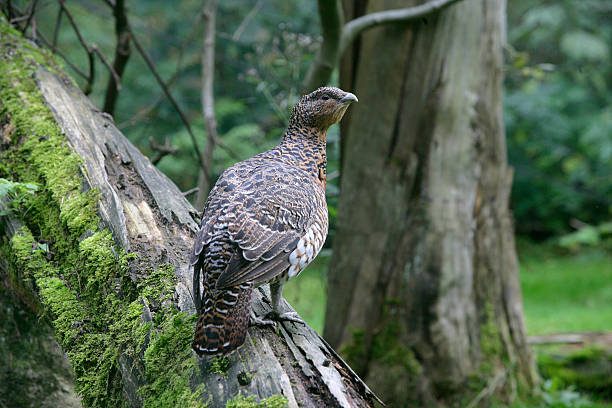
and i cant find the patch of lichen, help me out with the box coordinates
[225,393,288,408]
[1,19,205,407]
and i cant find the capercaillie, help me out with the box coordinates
[191,87,357,355]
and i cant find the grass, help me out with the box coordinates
[519,247,612,335]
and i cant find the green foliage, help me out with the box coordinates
[558,222,612,251]
[537,346,612,397]
[505,0,612,239]
[0,178,38,216]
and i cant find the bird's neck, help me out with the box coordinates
[277,125,327,189]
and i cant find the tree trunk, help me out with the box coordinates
[0,23,380,408]
[325,0,538,406]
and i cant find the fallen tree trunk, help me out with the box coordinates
[0,22,380,408]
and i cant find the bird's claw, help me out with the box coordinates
[264,311,305,325]
[249,312,277,327]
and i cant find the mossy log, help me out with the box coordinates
[0,23,380,408]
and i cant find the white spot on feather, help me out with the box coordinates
[305,243,314,260]
[288,264,300,278]
[297,238,306,253]
[289,250,299,266]
[299,256,308,268]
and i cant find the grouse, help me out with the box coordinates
[191,87,357,356]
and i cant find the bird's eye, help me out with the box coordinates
[321,94,330,101]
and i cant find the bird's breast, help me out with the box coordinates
[286,211,328,280]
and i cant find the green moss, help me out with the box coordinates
[341,300,422,379]
[537,346,612,396]
[340,302,422,405]
[210,356,231,378]
[1,19,205,407]
[480,302,503,359]
[225,393,288,408]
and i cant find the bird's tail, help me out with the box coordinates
[192,282,253,356]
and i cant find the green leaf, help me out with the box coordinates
[561,31,610,61]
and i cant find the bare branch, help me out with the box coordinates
[182,187,199,197]
[57,0,95,94]
[93,45,121,91]
[339,0,463,54]
[20,0,38,34]
[103,0,130,114]
[303,0,464,90]
[150,136,179,165]
[127,24,209,175]
[195,0,217,209]
[232,0,262,41]
[52,6,62,46]
[301,0,344,93]
[37,32,89,79]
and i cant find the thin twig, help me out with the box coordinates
[6,0,14,21]
[57,0,95,94]
[20,0,38,33]
[93,45,121,91]
[232,0,262,41]
[37,32,89,79]
[182,187,199,197]
[57,0,89,53]
[150,136,179,165]
[52,5,62,46]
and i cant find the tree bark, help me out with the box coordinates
[0,25,380,408]
[325,0,537,406]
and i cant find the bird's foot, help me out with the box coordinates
[264,310,305,325]
[249,312,277,327]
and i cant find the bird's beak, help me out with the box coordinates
[340,92,358,104]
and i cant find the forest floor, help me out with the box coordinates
[284,243,612,408]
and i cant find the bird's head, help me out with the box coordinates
[289,87,358,131]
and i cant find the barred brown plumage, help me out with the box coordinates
[191,87,357,356]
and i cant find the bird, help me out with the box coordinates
[190,86,358,356]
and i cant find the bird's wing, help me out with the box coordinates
[213,163,323,288]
